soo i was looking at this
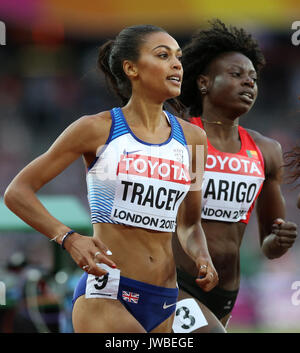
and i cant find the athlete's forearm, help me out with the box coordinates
[4,183,69,241]
[177,222,211,264]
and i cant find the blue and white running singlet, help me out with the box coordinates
[86,107,191,232]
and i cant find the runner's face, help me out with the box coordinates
[132,32,183,101]
[203,52,258,116]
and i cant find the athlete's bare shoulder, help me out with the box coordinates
[74,110,112,136]
[245,128,283,176]
[176,116,207,146]
[245,128,282,156]
[67,110,112,150]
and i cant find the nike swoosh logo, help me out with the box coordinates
[123,149,142,155]
[163,302,177,310]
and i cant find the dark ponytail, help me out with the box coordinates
[97,24,169,106]
[97,40,114,77]
[97,39,128,105]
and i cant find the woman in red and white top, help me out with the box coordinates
[172,19,298,333]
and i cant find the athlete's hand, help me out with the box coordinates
[63,233,117,276]
[195,257,219,292]
[272,218,298,249]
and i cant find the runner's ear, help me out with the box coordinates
[123,60,138,79]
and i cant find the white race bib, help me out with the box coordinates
[172,298,208,333]
[85,263,120,300]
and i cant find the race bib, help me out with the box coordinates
[85,263,120,300]
[110,153,190,232]
[202,170,264,222]
[172,298,208,333]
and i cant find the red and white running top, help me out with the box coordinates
[190,117,265,224]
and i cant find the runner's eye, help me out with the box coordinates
[158,53,168,59]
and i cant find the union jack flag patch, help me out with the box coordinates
[122,291,140,304]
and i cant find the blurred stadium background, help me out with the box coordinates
[0,0,299,333]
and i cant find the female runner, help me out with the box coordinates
[4,24,218,333]
[172,20,298,333]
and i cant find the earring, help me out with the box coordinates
[200,87,207,95]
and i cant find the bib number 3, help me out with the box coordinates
[172,298,208,333]
[176,306,195,329]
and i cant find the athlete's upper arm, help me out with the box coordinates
[8,112,111,192]
[177,120,207,229]
[253,133,286,243]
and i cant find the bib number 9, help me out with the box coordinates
[94,273,109,290]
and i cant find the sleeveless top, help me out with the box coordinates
[86,107,191,232]
[190,117,265,224]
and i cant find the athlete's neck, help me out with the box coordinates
[201,105,240,128]
[201,112,240,142]
[123,98,167,133]
[201,119,238,127]
[201,112,239,128]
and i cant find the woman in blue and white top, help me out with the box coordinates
[4,24,218,333]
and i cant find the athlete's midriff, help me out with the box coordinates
[202,220,247,290]
[93,222,177,289]
[173,220,246,291]
[175,117,265,290]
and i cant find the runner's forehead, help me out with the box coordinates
[141,31,181,52]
